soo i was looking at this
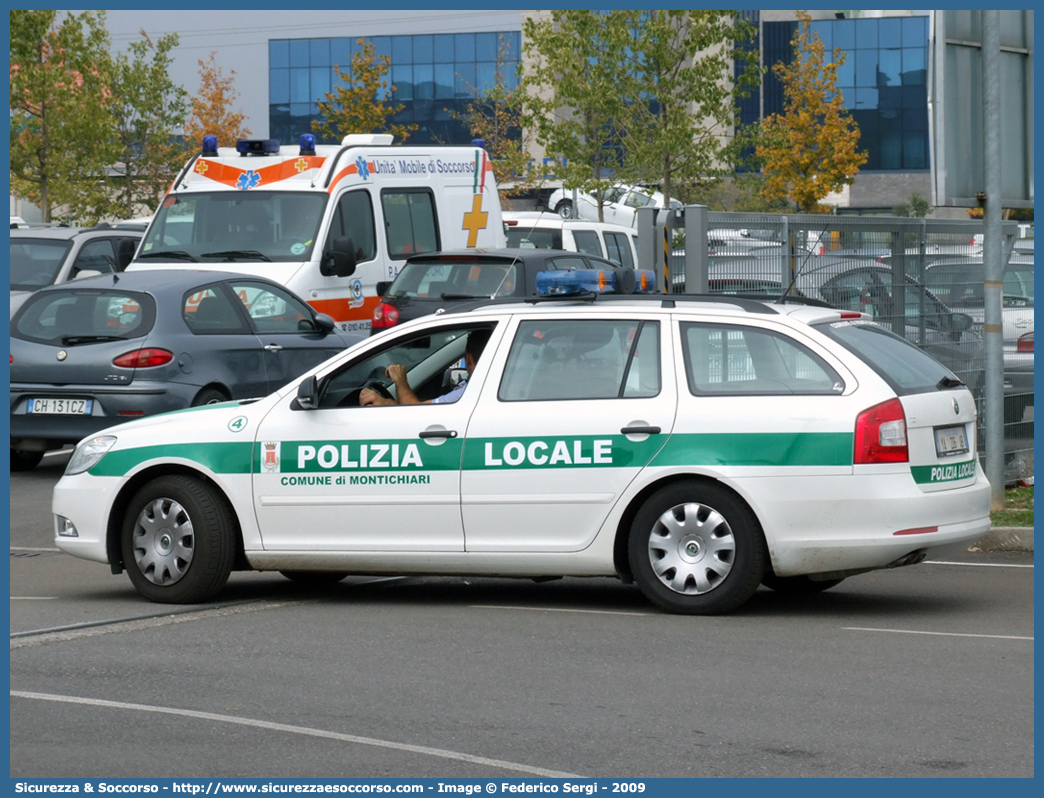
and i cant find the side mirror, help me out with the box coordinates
[117,239,137,270]
[312,312,335,333]
[72,269,102,280]
[375,281,391,297]
[320,236,357,278]
[296,375,319,409]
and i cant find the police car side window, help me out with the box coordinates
[499,320,660,401]
[329,191,376,264]
[681,322,843,396]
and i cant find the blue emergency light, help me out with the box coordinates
[236,139,281,156]
[299,134,316,156]
[201,135,219,156]
[536,269,616,296]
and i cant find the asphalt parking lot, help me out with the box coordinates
[9,450,1034,778]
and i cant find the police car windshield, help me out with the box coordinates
[138,192,327,264]
[387,258,520,299]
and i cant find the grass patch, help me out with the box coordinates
[991,485,1034,527]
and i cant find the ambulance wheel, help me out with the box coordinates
[555,201,574,219]
[280,571,349,586]
[761,573,844,594]
[628,481,765,615]
[122,475,235,604]
[10,449,44,471]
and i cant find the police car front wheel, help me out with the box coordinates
[628,482,766,615]
[121,475,236,604]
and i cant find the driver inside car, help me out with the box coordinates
[360,328,492,406]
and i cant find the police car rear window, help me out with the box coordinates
[815,319,959,394]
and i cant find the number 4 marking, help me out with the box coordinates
[228,416,248,432]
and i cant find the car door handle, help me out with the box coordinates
[263,344,283,352]
[621,425,661,435]
[419,429,458,439]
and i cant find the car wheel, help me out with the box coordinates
[555,201,573,219]
[761,573,844,594]
[628,481,765,614]
[122,475,236,603]
[279,571,350,586]
[192,388,229,407]
[10,449,44,472]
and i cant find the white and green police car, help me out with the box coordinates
[53,269,991,614]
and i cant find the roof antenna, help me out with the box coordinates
[777,226,829,303]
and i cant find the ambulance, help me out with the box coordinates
[128,134,506,334]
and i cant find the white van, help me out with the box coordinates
[503,211,640,269]
[128,134,506,333]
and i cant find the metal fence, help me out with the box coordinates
[643,211,1033,483]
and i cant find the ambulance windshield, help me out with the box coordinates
[138,192,328,263]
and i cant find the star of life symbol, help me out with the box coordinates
[262,441,280,472]
[355,156,370,180]
[237,170,262,191]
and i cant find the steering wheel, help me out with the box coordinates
[363,380,394,400]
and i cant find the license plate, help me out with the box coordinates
[934,424,969,457]
[27,398,94,415]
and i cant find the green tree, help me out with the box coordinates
[9,10,114,222]
[312,39,416,144]
[521,11,634,221]
[892,192,931,218]
[756,11,868,212]
[452,35,547,196]
[620,10,761,214]
[183,52,251,151]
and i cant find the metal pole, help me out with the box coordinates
[684,205,708,294]
[982,11,1005,509]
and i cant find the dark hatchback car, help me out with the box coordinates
[370,248,638,334]
[10,269,361,470]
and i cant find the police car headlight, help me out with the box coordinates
[65,435,117,475]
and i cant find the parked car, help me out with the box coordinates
[546,183,683,227]
[371,248,651,333]
[10,269,361,470]
[503,211,640,268]
[51,271,989,610]
[10,224,145,317]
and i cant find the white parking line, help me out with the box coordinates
[473,605,650,617]
[10,690,581,777]
[844,627,1032,641]
[11,597,58,601]
[10,547,61,553]
[925,561,1033,568]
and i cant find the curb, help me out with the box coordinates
[971,527,1034,553]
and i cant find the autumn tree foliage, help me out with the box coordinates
[756,11,868,213]
[10,10,114,222]
[183,52,251,150]
[312,39,416,144]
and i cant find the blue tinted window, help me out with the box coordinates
[902,16,927,47]
[311,67,330,99]
[331,38,351,69]
[855,49,878,87]
[455,33,475,62]
[834,19,855,50]
[270,40,289,69]
[289,40,310,67]
[371,37,391,59]
[855,87,878,109]
[840,88,856,110]
[393,36,412,63]
[433,34,454,63]
[879,49,901,86]
[270,68,290,103]
[455,63,475,97]
[810,20,832,51]
[414,64,434,101]
[393,65,414,101]
[434,64,454,99]
[836,55,854,87]
[904,129,927,168]
[417,36,435,63]
[902,48,926,84]
[290,68,310,103]
[903,85,925,109]
[855,18,877,49]
[878,85,901,110]
[476,62,496,93]
[476,33,497,61]
[879,18,902,46]
[310,39,330,66]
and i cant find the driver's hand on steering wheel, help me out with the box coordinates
[359,387,394,407]
[360,364,408,407]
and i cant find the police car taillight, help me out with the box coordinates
[854,398,908,464]
[372,302,399,329]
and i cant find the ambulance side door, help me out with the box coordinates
[461,312,676,552]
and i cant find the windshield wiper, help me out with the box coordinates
[137,250,198,262]
[201,250,273,262]
[936,375,965,390]
[60,335,128,345]
[440,293,483,300]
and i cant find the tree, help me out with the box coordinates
[312,39,416,144]
[10,10,114,222]
[620,11,761,215]
[756,11,868,213]
[892,192,931,218]
[452,34,547,196]
[521,11,634,221]
[182,52,251,150]
[82,30,189,222]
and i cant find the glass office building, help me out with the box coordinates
[759,14,930,172]
[269,31,521,146]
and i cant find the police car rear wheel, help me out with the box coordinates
[629,482,765,615]
[279,571,350,586]
[122,475,236,604]
[761,573,844,594]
